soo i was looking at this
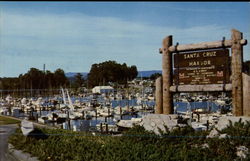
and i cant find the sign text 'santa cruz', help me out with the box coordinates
[183,51,217,59]
[174,49,229,68]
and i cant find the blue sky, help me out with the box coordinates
[0,2,249,77]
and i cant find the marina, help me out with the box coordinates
[0,2,249,161]
[0,88,233,133]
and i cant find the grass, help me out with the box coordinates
[0,115,21,125]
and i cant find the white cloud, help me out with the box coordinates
[0,10,249,77]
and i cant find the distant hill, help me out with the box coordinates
[137,70,162,78]
[66,70,162,79]
[65,72,88,80]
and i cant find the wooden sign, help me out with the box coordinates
[174,49,229,68]
[157,29,246,116]
[173,66,230,85]
[173,48,230,85]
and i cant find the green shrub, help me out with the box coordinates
[8,121,250,161]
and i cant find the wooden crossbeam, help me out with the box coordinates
[159,39,247,53]
[169,84,232,92]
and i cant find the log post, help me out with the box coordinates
[155,76,163,114]
[243,73,250,116]
[231,29,243,116]
[162,36,173,114]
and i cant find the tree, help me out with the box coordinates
[129,65,138,80]
[75,73,84,88]
[87,64,100,87]
[25,68,44,89]
[243,60,250,75]
[54,68,68,88]
[0,67,73,97]
[87,61,138,87]
[150,73,162,80]
[45,70,54,90]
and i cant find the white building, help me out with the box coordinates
[92,86,114,94]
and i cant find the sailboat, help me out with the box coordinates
[66,88,74,111]
[64,88,82,119]
[59,88,68,109]
[45,88,77,122]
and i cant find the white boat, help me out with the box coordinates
[5,95,12,104]
[147,94,154,100]
[21,98,28,105]
[214,99,226,106]
[98,108,115,117]
[96,123,118,132]
[38,116,49,124]
[0,107,8,114]
[113,106,127,115]
[11,107,21,117]
[181,98,189,102]
[21,120,34,136]
[84,110,96,119]
[68,111,79,120]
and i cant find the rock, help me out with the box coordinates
[219,133,228,139]
[201,143,209,149]
[116,118,142,129]
[191,122,207,131]
[148,114,161,119]
[131,118,142,124]
[150,122,156,127]
[143,124,154,132]
[207,128,219,138]
[117,120,133,128]
[236,146,249,159]
[192,143,209,149]
[215,116,250,131]
[140,114,179,135]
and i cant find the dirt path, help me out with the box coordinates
[0,124,18,161]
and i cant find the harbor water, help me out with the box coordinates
[1,95,231,132]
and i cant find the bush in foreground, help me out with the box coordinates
[8,121,250,161]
